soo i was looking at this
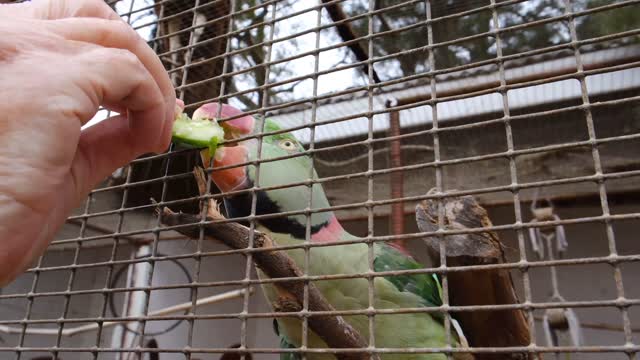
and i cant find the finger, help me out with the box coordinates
[73,114,152,197]
[0,2,33,18]
[74,46,169,153]
[100,105,126,116]
[44,17,175,125]
[28,0,121,21]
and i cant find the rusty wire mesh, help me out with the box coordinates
[1,0,640,359]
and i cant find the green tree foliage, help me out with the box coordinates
[574,0,640,42]
[343,0,638,81]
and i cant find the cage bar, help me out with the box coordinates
[0,1,639,360]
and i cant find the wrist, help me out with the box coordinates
[0,193,52,286]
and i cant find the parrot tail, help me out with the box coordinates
[451,317,469,348]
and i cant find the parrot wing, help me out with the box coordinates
[273,243,468,360]
[274,319,302,360]
[374,243,469,348]
[373,243,443,311]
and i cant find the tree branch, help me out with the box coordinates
[321,0,381,83]
[157,167,377,360]
[374,0,392,33]
[271,78,306,95]
[227,80,259,109]
[239,33,267,106]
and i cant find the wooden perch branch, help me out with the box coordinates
[416,189,533,360]
[157,168,376,360]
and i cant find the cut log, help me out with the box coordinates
[416,189,533,360]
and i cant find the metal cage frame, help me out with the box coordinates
[1,0,639,359]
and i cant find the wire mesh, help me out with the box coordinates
[1,0,640,360]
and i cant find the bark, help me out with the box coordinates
[321,0,381,83]
[416,189,534,360]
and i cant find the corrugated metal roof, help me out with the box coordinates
[270,45,640,144]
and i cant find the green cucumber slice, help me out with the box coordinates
[171,113,225,154]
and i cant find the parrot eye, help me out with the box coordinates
[278,139,297,151]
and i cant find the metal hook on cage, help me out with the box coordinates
[542,294,585,355]
[529,191,584,356]
[528,191,568,260]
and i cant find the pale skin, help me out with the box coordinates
[0,0,176,286]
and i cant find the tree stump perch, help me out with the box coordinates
[416,189,533,360]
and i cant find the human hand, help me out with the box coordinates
[0,0,176,286]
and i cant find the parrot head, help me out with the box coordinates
[196,103,345,242]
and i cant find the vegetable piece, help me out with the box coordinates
[171,100,225,155]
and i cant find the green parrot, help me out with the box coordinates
[188,103,471,360]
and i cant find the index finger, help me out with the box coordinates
[28,0,122,21]
[1,0,121,21]
[44,17,176,125]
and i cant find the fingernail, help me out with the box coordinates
[174,98,185,118]
[163,96,176,130]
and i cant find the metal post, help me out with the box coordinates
[386,98,405,244]
[111,245,153,360]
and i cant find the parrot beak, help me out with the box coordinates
[193,102,257,192]
[208,145,253,192]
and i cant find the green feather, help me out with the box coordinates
[274,320,301,360]
[373,244,466,344]
[373,244,443,318]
